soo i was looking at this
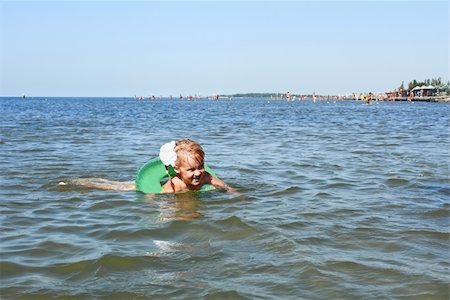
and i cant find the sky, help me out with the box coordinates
[0,0,448,97]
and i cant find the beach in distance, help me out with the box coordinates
[1,97,449,299]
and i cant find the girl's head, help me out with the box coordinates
[174,139,205,168]
[173,139,206,188]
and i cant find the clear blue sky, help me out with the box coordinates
[0,1,448,97]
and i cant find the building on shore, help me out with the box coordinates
[411,85,438,97]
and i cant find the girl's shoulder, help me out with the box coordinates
[162,177,186,193]
[161,180,173,193]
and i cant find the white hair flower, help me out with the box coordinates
[159,141,177,167]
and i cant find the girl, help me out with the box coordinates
[68,139,233,193]
[160,139,233,193]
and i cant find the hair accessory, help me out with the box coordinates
[159,141,177,167]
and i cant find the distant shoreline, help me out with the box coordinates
[1,96,449,103]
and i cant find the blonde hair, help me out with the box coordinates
[174,139,205,168]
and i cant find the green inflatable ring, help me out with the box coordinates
[135,157,217,194]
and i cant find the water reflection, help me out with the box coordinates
[145,192,204,221]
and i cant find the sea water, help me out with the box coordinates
[1,98,449,299]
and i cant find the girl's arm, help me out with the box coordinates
[209,175,236,192]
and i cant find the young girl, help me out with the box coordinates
[160,139,233,193]
[68,139,233,193]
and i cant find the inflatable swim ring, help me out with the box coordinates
[135,157,217,194]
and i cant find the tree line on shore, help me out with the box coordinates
[399,77,449,91]
[227,78,449,99]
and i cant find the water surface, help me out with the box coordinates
[1,98,449,299]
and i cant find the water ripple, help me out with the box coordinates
[1,98,449,299]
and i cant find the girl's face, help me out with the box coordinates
[175,154,205,188]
